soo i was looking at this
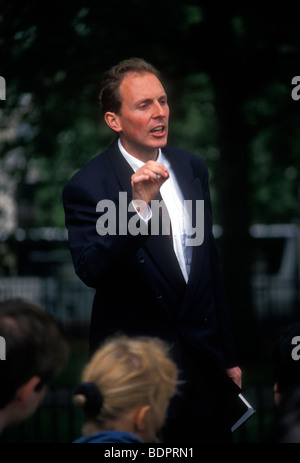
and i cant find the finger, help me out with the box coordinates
[158,174,169,187]
[143,168,163,181]
[131,174,150,185]
[148,166,169,179]
[143,161,169,178]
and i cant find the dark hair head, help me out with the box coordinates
[99,58,162,116]
[0,299,69,408]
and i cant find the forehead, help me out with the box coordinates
[119,72,166,104]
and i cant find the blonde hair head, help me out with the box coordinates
[73,335,178,437]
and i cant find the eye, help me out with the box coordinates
[138,103,149,110]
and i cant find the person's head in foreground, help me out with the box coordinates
[73,335,178,443]
[0,299,69,433]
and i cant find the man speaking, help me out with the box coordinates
[63,58,241,443]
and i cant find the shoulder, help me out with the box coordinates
[73,430,143,443]
[164,145,208,171]
[62,140,119,199]
[163,146,209,184]
[65,144,114,187]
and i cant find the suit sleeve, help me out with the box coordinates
[62,180,150,289]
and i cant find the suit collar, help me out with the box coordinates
[118,138,146,172]
[106,140,198,199]
[106,138,134,198]
[163,146,197,187]
[107,140,196,191]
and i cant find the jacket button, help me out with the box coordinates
[156,293,163,300]
[138,256,145,263]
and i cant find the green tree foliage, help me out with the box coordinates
[1,1,299,228]
[1,1,300,358]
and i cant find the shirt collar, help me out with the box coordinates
[118,138,165,172]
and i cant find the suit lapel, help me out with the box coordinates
[144,233,187,293]
[106,139,134,197]
[107,140,187,295]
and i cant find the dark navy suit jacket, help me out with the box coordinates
[62,139,238,410]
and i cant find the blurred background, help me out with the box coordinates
[0,0,300,443]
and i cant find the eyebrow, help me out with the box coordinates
[135,98,153,106]
[135,94,168,107]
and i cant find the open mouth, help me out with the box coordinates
[150,125,165,135]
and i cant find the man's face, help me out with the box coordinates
[116,72,169,160]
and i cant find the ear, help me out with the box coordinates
[134,405,151,431]
[104,112,122,133]
[14,376,43,404]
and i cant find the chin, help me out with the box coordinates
[154,139,168,149]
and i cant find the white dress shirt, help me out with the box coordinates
[118,139,192,282]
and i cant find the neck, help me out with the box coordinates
[133,151,158,163]
[83,410,148,442]
[118,138,159,163]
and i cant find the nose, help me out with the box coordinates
[153,100,167,118]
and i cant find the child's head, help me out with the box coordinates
[0,299,69,431]
[73,335,178,442]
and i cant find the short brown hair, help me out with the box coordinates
[99,58,162,116]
